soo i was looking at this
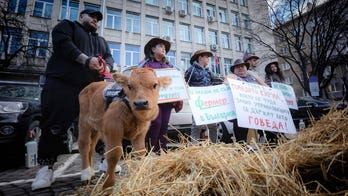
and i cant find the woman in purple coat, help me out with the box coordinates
[141,38,182,154]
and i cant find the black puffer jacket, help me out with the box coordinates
[45,20,114,88]
[184,61,223,87]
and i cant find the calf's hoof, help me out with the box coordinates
[81,167,95,181]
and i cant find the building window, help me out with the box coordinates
[282,63,290,71]
[146,0,158,6]
[60,0,79,21]
[33,0,53,18]
[178,0,188,12]
[125,45,140,67]
[194,26,204,44]
[179,23,190,42]
[207,4,215,17]
[224,58,233,74]
[221,32,231,49]
[192,1,202,17]
[126,12,140,33]
[240,0,247,6]
[0,28,22,55]
[285,76,293,84]
[163,0,174,8]
[108,42,120,68]
[206,4,215,18]
[280,47,287,54]
[84,3,99,11]
[234,35,242,51]
[145,16,159,36]
[209,30,218,45]
[245,37,253,54]
[231,11,239,27]
[162,20,175,41]
[241,14,250,29]
[166,51,176,67]
[219,8,227,23]
[7,0,27,15]
[231,0,237,3]
[180,52,191,70]
[106,8,122,30]
[210,55,220,74]
[27,31,49,58]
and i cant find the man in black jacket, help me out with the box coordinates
[32,9,113,190]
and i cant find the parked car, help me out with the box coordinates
[0,72,75,169]
[290,96,337,130]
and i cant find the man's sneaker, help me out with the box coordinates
[99,159,122,173]
[31,166,55,191]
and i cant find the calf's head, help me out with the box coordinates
[113,68,171,121]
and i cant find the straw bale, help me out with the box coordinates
[84,107,347,195]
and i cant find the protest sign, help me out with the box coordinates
[271,82,298,110]
[155,69,189,103]
[228,79,296,134]
[188,84,236,125]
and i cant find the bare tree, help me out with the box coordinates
[250,0,348,96]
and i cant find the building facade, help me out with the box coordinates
[1,0,274,77]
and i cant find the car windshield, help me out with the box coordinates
[0,84,41,101]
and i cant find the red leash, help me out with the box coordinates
[98,54,113,80]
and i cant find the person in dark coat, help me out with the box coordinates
[32,9,113,190]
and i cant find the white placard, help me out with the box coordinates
[188,84,237,125]
[228,79,296,134]
[271,82,298,110]
[155,69,189,103]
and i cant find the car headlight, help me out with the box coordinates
[0,101,29,114]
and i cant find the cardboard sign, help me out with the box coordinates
[271,82,298,110]
[188,84,237,125]
[228,79,296,134]
[155,69,189,103]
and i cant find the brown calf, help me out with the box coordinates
[78,68,171,189]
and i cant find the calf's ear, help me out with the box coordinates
[158,76,172,89]
[113,72,130,88]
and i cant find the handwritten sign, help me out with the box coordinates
[188,85,237,125]
[155,69,189,103]
[228,79,296,134]
[271,82,298,110]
